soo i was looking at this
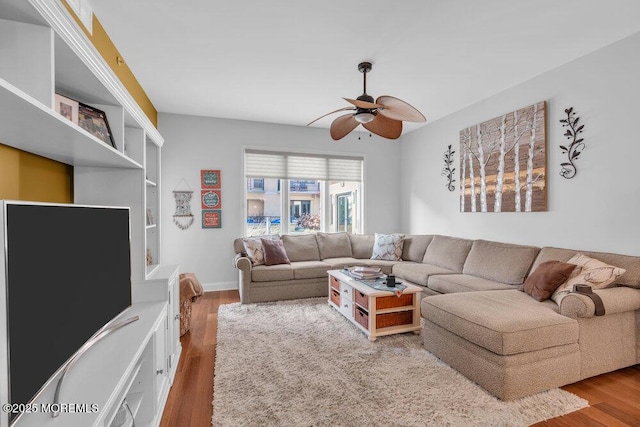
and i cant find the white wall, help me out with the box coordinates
[159,115,401,290]
[400,31,640,256]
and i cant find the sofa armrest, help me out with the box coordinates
[234,253,252,303]
[234,253,251,269]
[560,286,640,318]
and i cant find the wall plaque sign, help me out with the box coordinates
[202,210,221,228]
[201,170,221,189]
[201,189,221,209]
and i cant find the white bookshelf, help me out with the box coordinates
[0,0,164,281]
[0,1,176,426]
[145,138,161,276]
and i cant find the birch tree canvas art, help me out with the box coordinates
[460,101,546,212]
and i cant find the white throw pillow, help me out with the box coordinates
[370,233,405,261]
[243,238,265,266]
[551,253,626,304]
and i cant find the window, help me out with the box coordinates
[244,150,363,236]
[246,179,282,237]
[336,193,352,233]
[247,178,264,191]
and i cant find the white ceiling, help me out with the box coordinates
[87,0,640,135]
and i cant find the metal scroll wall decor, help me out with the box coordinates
[559,107,585,179]
[459,101,547,212]
[173,178,194,230]
[441,144,456,191]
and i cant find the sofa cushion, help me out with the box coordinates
[348,234,375,259]
[401,235,433,262]
[421,290,578,355]
[532,247,640,289]
[422,235,473,272]
[551,253,626,304]
[321,257,366,269]
[290,261,331,280]
[392,262,455,287]
[371,233,405,261]
[316,232,352,259]
[427,274,515,294]
[462,240,539,285]
[251,264,294,282]
[522,260,577,301]
[281,234,321,262]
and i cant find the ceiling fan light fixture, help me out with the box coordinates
[308,61,425,140]
[354,111,375,123]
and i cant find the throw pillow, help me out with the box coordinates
[243,238,265,266]
[261,238,291,266]
[522,260,577,302]
[551,253,626,304]
[370,233,405,261]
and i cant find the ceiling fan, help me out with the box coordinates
[307,62,426,140]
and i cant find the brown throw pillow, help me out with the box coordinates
[261,238,290,266]
[522,261,577,301]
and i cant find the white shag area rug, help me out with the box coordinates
[212,298,588,426]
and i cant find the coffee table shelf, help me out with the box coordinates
[328,269,422,341]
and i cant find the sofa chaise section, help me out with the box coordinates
[421,245,640,399]
[422,289,581,400]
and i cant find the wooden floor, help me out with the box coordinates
[160,291,640,427]
[159,290,239,427]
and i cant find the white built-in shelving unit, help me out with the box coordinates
[0,1,177,426]
[145,139,161,276]
[0,0,163,281]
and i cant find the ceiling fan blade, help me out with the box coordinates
[376,95,426,122]
[363,114,403,139]
[343,97,382,109]
[306,106,356,126]
[330,114,359,140]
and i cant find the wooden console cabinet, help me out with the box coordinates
[327,270,422,341]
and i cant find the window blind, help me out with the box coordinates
[245,149,363,182]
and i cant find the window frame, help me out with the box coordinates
[243,149,364,236]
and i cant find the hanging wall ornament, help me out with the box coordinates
[559,107,585,179]
[441,144,456,191]
[173,178,194,230]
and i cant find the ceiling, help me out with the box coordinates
[87,0,640,135]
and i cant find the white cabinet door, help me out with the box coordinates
[167,272,181,380]
[154,315,169,410]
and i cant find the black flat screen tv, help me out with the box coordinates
[1,201,132,422]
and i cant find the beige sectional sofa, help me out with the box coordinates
[233,233,640,400]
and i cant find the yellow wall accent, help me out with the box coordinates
[0,144,73,203]
[0,144,20,199]
[60,0,158,127]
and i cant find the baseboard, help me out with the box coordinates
[202,281,238,292]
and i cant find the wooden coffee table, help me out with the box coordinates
[327,269,422,341]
